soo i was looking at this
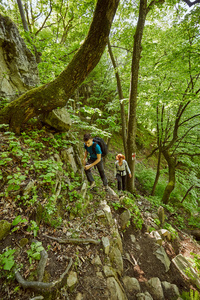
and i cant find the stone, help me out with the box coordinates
[109,245,123,276]
[107,276,128,300]
[103,265,116,278]
[67,271,78,289]
[154,246,171,272]
[122,276,141,293]
[91,255,102,265]
[162,281,180,299]
[119,209,131,230]
[172,254,200,289]
[75,293,83,300]
[61,146,77,173]
[111,229,123,253]
[0,220,11,240]
[102,236,110,255]
[147,277,164,300]
[130,234,136,243]
[100,200,113,226]
[136,291,153,299]
[158,229,171,241]
[19,238,29,247]
[40,107,72,132]
[150,231,162,245]
[157,206,165,225]
[0,14,39,100]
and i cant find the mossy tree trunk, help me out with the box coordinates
[162,149,176,204]
[0,0,119,134]
[126,0,148,192]
[107,38,128,158]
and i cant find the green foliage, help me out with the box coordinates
[181,289,200,300]
[27,241,44,265]
[0,248,16,271]
[27,221,39,237]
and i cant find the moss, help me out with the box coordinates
[0,220,11,240]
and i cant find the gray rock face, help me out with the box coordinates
[0,14,39,100]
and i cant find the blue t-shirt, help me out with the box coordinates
[84,142,102,159]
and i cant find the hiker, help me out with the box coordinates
[83,133,108,191]
[114,153,132,191]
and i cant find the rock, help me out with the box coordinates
[67,271,78,290]
[158,229,171,241]
[75,293,83,300]
[19,238,29,247]
[154,246,171,272]
[162,281,180,299]
[157,206,165,225]
[130,234,136,243]
[119,209,131,230]
[23,180,35,195]
[100,200,113,226]
[147,277,164,300]
[61,146,77,173]
[172,254,200,289]
[150,231,162,245]
[136,291,153,299]
[91,255,102,266]
[102,236,110,255]
[111,229,123,253]
[0,220,11,240]
[107,276,128,300]
[103,265,116,278]
[40,107,71,132]
[109,245,123,276]
[0,14,39,100]
[122,276,141,293]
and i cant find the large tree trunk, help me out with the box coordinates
[0,0,119,134]
[162,150,176,204]
[107,38,127,158]
[127,0,147,192]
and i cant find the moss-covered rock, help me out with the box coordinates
[0,220,11,240]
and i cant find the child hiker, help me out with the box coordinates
[114,153,132,192]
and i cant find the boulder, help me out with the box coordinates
[40,107,72,132]
[0,14,39,100]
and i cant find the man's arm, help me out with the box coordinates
[84,153,101,170]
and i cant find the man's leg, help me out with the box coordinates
[96,160,108,186]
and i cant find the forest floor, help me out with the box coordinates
[0,124,200,300]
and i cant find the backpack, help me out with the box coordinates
[92,137,108,157]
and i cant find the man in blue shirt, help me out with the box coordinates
[83,133,108,191]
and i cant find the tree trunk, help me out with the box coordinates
[151,148,161,196]
[107,39,127,158]
[162,150,176,204]
[127,0,147,192]
[17,0,29,32]
[0,0,119,134]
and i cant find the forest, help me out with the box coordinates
[0,0,200,299]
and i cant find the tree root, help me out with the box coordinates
[14,257,73,292]
[44,234,100,245]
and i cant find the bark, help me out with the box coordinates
[17,0,29,31]
[127,0,147,192]
[162,150,176,204]
[151,149,161,196]
[107,39,127,158]
[0,0,120,134]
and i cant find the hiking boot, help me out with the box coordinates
[90,181,96,189]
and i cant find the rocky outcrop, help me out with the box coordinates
[0,14,39,101]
